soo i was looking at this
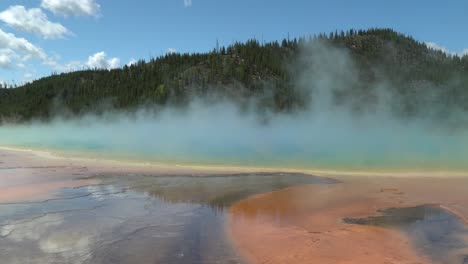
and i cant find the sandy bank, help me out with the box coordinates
[0,146,252,203]
[2,144,468,203]
[2,145,468,178]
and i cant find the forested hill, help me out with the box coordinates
[1,28,468,122]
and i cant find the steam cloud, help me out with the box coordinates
[1,42,468,172]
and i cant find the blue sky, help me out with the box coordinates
[0,0,467,85]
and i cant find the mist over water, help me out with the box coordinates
[1,42,468,172]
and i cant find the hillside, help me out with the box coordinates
[1,28,468,122]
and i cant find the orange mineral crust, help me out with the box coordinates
[227,177,468,264]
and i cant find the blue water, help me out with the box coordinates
[2,104,468,172]
[344,205,468,264]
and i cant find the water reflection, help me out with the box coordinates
[103,172,338,208]
[344,205,468,264]
[0,172,334,263]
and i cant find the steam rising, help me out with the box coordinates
[1,42,468,172]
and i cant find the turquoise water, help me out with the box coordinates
[1,107,468,171]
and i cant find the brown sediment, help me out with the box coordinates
[0,146,259,177]
[0,148,102,202]
[0,179,100,203]
[2,146,468,263]
[0,146,249,203]
[227,176,468,264]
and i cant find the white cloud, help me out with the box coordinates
[425,42,468,57]
[461,49,468,57]
[47,52,121,73]
[0,29,46,62]
[425,42,450,54]
[0,6,70,39]
[39,232,91,258]
[126,58,137,66]
[184,0,192,7]
[1,214,64,242]
[166,48,177,54]
[0,55,12,68]
[0,49,14,68]
[41,0,100,17]
[86,51,120,69]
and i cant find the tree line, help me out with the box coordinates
[1,28,467,123]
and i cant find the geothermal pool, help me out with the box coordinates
[0,148,468,264]
[0,161,336,264]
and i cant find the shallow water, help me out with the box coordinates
[0,172,335,264]
[344,205,468,264]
